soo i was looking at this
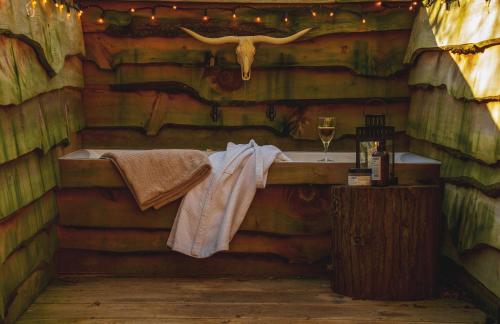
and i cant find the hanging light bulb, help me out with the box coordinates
[255,16,261,23]
[375,1,382,7]
[31,0,37,8]
[97,12,104,24]
[283,12,289,23]
[66,5,71,17]
[58,2,64,11]
[78,9,83,18]
[151,7,156,20]
[172,4,177,10]
[408,5,414,10]
[311,9,317,17]
[232,9,237,20]
[203,9,209,21]
[412,1,417,5]
[130,7,135,13]
[362,17,366,24]
[329,11,334,17]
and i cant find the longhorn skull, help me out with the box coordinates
[180,27,312,80]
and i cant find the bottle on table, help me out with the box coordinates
[370,141,389,186]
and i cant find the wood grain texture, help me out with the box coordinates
[17,276,487,323]
[56,249,327,277]
[444,183,500,252]
[0,227,57,321]
[409,139,499,196]
[3,262,55,324]
[0,192,57,265]
[407,88,499,164]
[0,88,84,164]
[57,187,331,235]
[409,47,500,101]
[83,89,408,139]
[83,62,409,103]
[330,185,441,300]
[82,4,414,36]
[57,227,330,264]
[0,36,83,106]
[442,234,500,301]
[0,0,85,75]
[84,31,409,77]
[80,127,410,152]
[404,0,500,63]
[0,146,71,221]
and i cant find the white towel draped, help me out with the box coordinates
[167,140,290,258]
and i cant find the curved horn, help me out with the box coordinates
[180,27,240,45]
[251,28,312,45]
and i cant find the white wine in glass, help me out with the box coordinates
[317,117,336,162]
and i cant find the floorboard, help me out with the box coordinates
[18,277,487,323]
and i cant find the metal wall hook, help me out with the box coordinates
[266,104,276,121]
[210,104,220,122]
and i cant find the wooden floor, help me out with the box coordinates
[18,277,486,323]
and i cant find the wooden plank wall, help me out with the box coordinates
[405,0,499,300]
[80,0,415,150]
[0,0,85,322]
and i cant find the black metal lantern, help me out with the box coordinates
[355,115,397,184]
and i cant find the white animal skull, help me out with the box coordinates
[180,27,312,80]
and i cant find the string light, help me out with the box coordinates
[412,1,417,5]
[409,5,414,10]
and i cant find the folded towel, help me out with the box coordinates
[101,150,211,211]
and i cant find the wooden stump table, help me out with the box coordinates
[330,185,441,300]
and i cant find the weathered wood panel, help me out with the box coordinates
[0,0,85,75]
[407,88,499,164]
[410,139,499,195]
[409,47,500,101]
[82,4,414,36]
[57,249,326,277]
[443,235,500,299]
[443,183,499,252]
[0,36,83,106]
[81,127,410,152]
[0,88,84,164]
[331,185,440,300]
[0,192,57,265]
[404,0,500,63]
[84,89,408,139]
[3,262,55,324]
[0,227,57,321]
[0,149,60,221]
[84,31,409,77]
[57,227,330,264]
[57,187,331,235]
[84,62,409,103]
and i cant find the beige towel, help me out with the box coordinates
[101,150,211,211]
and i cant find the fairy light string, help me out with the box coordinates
[25,1,427,25]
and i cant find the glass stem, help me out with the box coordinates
[323,141,330,162]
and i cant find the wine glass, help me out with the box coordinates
[317,116,336,162]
